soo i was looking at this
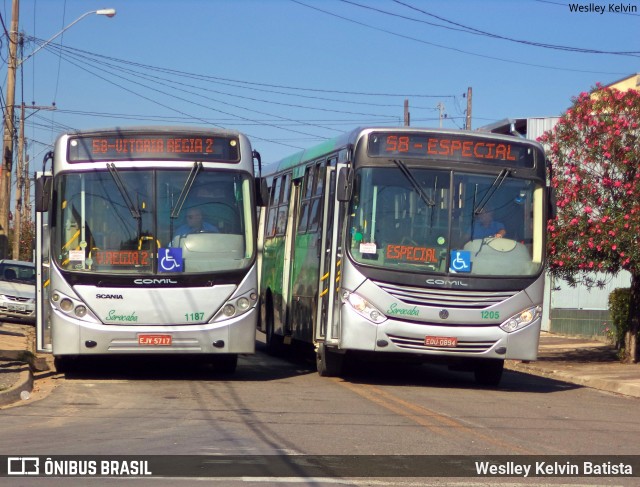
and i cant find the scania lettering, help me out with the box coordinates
[35,126,267,373]
[258,127,553,386]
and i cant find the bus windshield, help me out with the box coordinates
[52,168,254,274]
[347,167,544,277]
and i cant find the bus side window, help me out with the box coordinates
[307,160,325,232]
[266,173,291,237]
[266,177,281,237]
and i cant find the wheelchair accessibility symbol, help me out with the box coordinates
[449,250,471,273]
[159,248,183,272]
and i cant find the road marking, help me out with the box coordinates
[334,379,534,454]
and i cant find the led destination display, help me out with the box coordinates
[67,133,240,162]
[368,132,536,167]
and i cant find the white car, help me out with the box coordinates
[0,260,36,324]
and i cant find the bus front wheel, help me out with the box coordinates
[212,354,238,374]
[474,359,504,387]
[316,343,343,377]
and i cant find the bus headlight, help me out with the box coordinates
[75,305,88,318]
[214,289,258,322]
[50,290,98,323]
[237,297,250,311]
[59,298,74,312]
[341,290,386,324]
[500,306,542,333]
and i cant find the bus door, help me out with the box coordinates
[34,172,52,353]
[280,181,300,339]
[315,163,342,345]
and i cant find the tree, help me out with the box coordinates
[539,84,640,363]
[8,218,35,262]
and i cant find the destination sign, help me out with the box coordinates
[68,133,240,163]
[94,250,151,267]
[368,133,535,167]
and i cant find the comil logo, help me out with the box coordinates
[8,457,39,475]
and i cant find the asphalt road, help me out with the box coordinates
[1,340,639,486]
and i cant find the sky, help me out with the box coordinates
[1,0,638,173]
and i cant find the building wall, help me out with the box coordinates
[606,73,640,92]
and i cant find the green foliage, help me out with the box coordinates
[540,84,640,362]
[607,288,630,349]
[539,85,640,282]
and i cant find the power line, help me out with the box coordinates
[388,0,640,56]
[31,38,454,103]
[38,40,401,122]
[289,0,631,75]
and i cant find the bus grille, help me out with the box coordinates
[5,295,31,303]
[387,334,496,353]
[373,281,516,309]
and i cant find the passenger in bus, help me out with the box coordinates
[174,207,219,237]
[472,210,506,239]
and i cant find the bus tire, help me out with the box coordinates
[316,342,343,377]
[265,296,284,355]
[474,359,504,387]
[54,356,76,374]
[213,354,238,374]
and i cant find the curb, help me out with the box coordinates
[505,361,640,398]
[0,364,33,407]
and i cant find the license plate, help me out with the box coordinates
[7,303,26,312]
[138,334,172,346]
[425,336,457,347]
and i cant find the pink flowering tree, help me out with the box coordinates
[539,85,640,363]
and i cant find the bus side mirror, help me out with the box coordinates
[337,167,352,202]
[255,177,269,207]
[35,175,52,212]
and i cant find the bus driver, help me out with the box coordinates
[174,207,218,237]
[472,210,506,239]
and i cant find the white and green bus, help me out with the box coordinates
[258,127,552,386]
[35,126,266,373]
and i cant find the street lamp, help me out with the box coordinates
[19,8,117,67]
[0,6,117,259]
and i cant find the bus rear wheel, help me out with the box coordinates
[474,359,504,387]
[316,343,344,377]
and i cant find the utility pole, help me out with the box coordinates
[12,104,55,259]
[0,0,19,259]
[465,87,473,130]
[12,102,25,260]
[403,99,410,126]
[437,102,446,128]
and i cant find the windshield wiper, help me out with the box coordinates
[107,163,141,220]
[170,162,203,237]
[473,168,510,215]
[392,159,435,207]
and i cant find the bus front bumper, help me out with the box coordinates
[339,306,541,361]
[50,307,257,355]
